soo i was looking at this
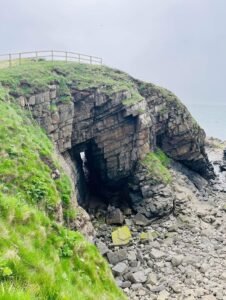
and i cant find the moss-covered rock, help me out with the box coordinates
[140,230,159,241]
[112,226,132,246]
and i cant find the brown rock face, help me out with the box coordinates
[17,71,214,214]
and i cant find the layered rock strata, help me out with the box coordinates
[17,70,214,215]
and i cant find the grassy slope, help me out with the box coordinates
[0,97,125,299]
[0,61,143,105]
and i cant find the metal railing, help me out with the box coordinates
[0,50,103,68]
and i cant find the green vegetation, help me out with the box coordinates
[137,81,184,108]
[0,60,144,106]
[0,97,125,299]
[141,148,171,184]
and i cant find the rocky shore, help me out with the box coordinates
[91,138,226,300]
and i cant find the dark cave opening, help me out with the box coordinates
[156,133,164,148]
[70,141,132,214]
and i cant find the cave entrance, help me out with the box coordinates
[70,141,131,214]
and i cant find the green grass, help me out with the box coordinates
[0,97,126,300]
[0,61,144,106]
[141,148,172,184]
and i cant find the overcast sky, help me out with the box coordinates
[1,0,226,106]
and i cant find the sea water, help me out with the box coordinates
[186,104,226,141]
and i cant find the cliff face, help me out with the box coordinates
[10,62,214,217]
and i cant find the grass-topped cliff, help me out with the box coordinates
[0,61,144,106]
[0,94,125,299]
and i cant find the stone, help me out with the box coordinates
[147,272,158,285]
[170,283,181,294]
[112,262,128,276]
[150,248,165,259]
[128,271,147,283]
[157,290,170,300]
[201,296,216,300]
[107,249,127,265]
[28,95,36,105]
[121,281,131,288]
[123,208,132,216]
[96,241,109,256]
[131,283,143,290]
[200,263,209,274]
[171,255,184,267]
[111,226,132,246]
[221,272,226,281]
[133,213,149,226]
[127,251,137,261]
[140,230,159,241]
[106,208,124,225]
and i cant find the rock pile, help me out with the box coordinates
[92,139,226,299]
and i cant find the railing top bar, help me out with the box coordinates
[66,51,101,60]
[0,50,102,60]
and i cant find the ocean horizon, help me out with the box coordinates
[186,103,226,141]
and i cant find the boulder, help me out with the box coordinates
[128,271,147,283]
[112,262,128,276]
[106,208,124,225]
[133,213,149,226]
[107,249,127,265]
[112,226,132,246]
[96,241,109,256]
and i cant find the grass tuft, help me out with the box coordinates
[141,148,172,184]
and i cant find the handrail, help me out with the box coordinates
[0,50,103,68]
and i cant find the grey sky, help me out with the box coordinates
[1,0,226,106]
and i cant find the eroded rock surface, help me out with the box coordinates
[17,70,214,216]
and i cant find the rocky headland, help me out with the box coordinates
[1,62,225,299]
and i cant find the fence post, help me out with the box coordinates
[9,54,12,67]
[65,52,68,62]
[78,53,80,63]
[51,50,54,62]
[90,56,92,64]
[19,53,21,65]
